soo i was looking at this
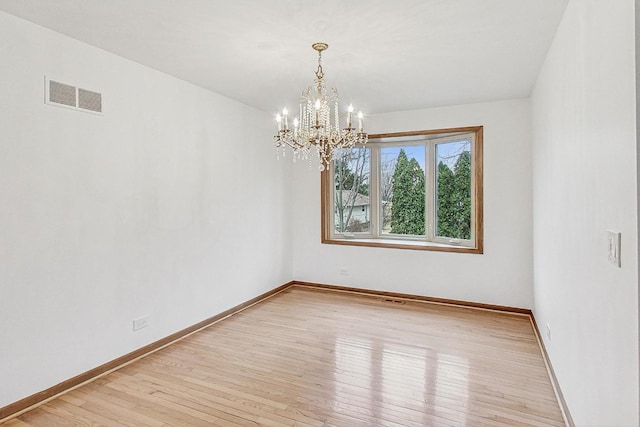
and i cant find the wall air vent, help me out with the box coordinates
[48,80,76,107]
[78,88,102,113]
[45,77,103,114]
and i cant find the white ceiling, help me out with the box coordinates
[0,0,568,115]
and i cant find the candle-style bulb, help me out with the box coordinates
[347,104,354,128]
[357,111,363,119]
[283,108,288,116]
[357,111,364,133]
[315,99,321,110]
[294,118,299,128]
[276,113,282,132]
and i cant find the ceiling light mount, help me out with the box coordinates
[311,42,328,52]
[273,42,367,171]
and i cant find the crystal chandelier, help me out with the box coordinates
[273,43,368,171]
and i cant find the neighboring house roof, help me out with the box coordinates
[335,190,369,207]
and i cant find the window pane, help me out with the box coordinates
[334,147,370,233]
[380,146,426,236]
[436,140,472,240]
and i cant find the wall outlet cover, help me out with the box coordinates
[133,315,150,331]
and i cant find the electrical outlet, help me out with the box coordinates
[546,323,552,341]
[339,268,349,276]
[133,315,150,331]
[607,231,621,267]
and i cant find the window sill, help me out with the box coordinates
[322,236,483,254]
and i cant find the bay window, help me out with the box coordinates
[321,126,483,253]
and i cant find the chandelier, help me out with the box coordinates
[273,43,368,171]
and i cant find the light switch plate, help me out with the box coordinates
[607,231,621,267]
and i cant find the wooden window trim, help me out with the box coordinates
[321,126,484,253]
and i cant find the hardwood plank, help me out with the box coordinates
[1,286,565,426]
[2,419,32,427]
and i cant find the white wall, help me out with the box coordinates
[0,11,292,408]
[531,1,639,425]
[292,99,534,309]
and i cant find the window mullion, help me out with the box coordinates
[370,146,380,238]
[425,141,435,242]
[469,135,476,244]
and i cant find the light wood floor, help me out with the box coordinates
[3,286,565,426]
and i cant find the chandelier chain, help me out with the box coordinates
[315,49,324,80]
